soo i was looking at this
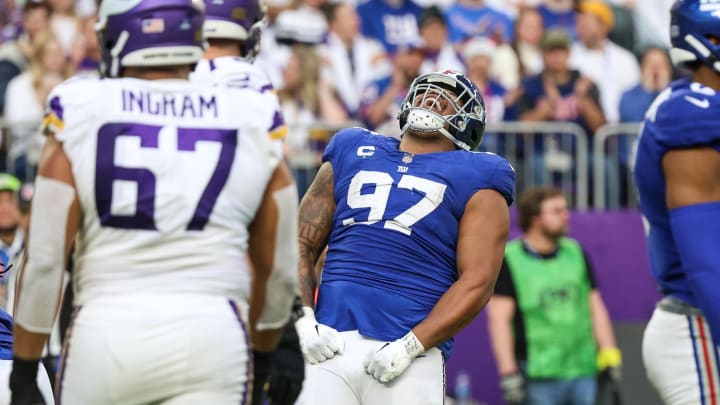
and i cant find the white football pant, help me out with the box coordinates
[300,330,444,405]
[57,294,251,404]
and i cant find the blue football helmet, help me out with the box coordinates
[670,0,720,72]
[398,70,487,151]
[95,0,204,78]
[203,0,263,60]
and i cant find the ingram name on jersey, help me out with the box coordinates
[634,79,720,306]
[315,128,515,358]
[42,76,284,306]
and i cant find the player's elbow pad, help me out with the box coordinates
[257,184,299,331]
[670,201,720,343]
[15,176,74,334]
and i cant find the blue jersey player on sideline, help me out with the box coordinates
[634,1,720,404]
[294,70,515,404]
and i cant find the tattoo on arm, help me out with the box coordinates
[297,163,335,307]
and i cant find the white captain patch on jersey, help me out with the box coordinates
[44,76,283,305]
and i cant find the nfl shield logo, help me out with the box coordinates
[402,154,413,164]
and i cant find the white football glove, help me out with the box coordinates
[294,306,345,364]
[363,331,425,383]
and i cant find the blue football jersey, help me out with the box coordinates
[634,79,720,306]
[315,128,515,358]
[0,308,13,359]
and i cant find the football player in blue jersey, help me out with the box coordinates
[634,1,720,403]
[295,70,515,404]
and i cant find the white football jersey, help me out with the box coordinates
[192,56,274,92]
[43,76,286,305]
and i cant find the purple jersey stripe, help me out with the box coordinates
[259,84,274,93]
[269,109,284,132]
[228,300,252,405]
[49,96,64,120]
[209,59,217,71]
[56,307,80,404]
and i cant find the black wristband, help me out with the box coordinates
[289,295,304,323]
[11,356,40,379]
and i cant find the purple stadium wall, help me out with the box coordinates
[445,210,660,405]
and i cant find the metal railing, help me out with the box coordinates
[0,119,655,212]
[483,121,590,210]
[593,123,642,210]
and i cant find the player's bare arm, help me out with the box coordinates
[248,160,298,352]
[413,188,510,349]
[14,134,81,360]
[663,146,720,349]
[664,148,720,208]
[297,162,335,308]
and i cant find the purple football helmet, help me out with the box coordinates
[203,0,263,59]
[95,0,204,78]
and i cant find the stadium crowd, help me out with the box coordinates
[0,0,673,197]
[0,1,689,405]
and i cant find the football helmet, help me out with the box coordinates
[204,0,263,59]
[670,0,720,72]
[398,70,487,151]
[95,0,204,78]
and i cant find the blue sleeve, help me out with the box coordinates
[489,158,516,206]
[654,93,720,154]
[322,128,363,167]
[670,202,720,346]
[468,154,515,206]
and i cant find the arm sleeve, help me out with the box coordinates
[669,201,720,347]
[582,248,597,289]
[493,259,517,298]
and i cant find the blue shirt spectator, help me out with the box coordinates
[357,0,422,54]
[619,47,672,123]
[537,3,577,41]
[618,86,660,123]
[444,0,514,44]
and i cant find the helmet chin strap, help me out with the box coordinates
[402,108,470,151]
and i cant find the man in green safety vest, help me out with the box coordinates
[487,186,621,405]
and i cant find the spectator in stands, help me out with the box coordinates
[360,40,424,136]
[463,37,510,124]
[254,0,301,88]
[0,174,23,310]
[518,29,605,135]
[537,0,577,41]
[491,6,545,91]
[570,0,640,123]
[487,186,621,405]
[444,0,514,44]
[357,0,422,54]
[4,31,68,181]
[619,47,672,123]
[417,6,464,74]
[279,45,347,196]
[609,0,673,51]
[48,0,79,56]
[0,0,51,114]
[319,3,390,120]
[69,15,101,77]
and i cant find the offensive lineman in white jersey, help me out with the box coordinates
[192,0,276,97]
[9,1,298,404]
